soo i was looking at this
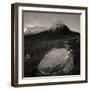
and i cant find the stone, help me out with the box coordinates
[37,48,74,76]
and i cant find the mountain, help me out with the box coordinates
[24,20,80,42]
[24,20,79,36]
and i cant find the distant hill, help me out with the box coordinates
[24,20,79,35]
[24,20,80,41]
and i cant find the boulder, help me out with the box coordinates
[37,48,74,76]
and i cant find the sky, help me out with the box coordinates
[23,11,80,33]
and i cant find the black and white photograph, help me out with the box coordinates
[11,3,87,87]
[23,11,80,77]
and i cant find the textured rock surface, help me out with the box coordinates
[37,48,73,76]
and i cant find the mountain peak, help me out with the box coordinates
[49,20,71,34]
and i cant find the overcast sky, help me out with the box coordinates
[23,11,80,33]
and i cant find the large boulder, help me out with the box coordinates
[36,48,74,76]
